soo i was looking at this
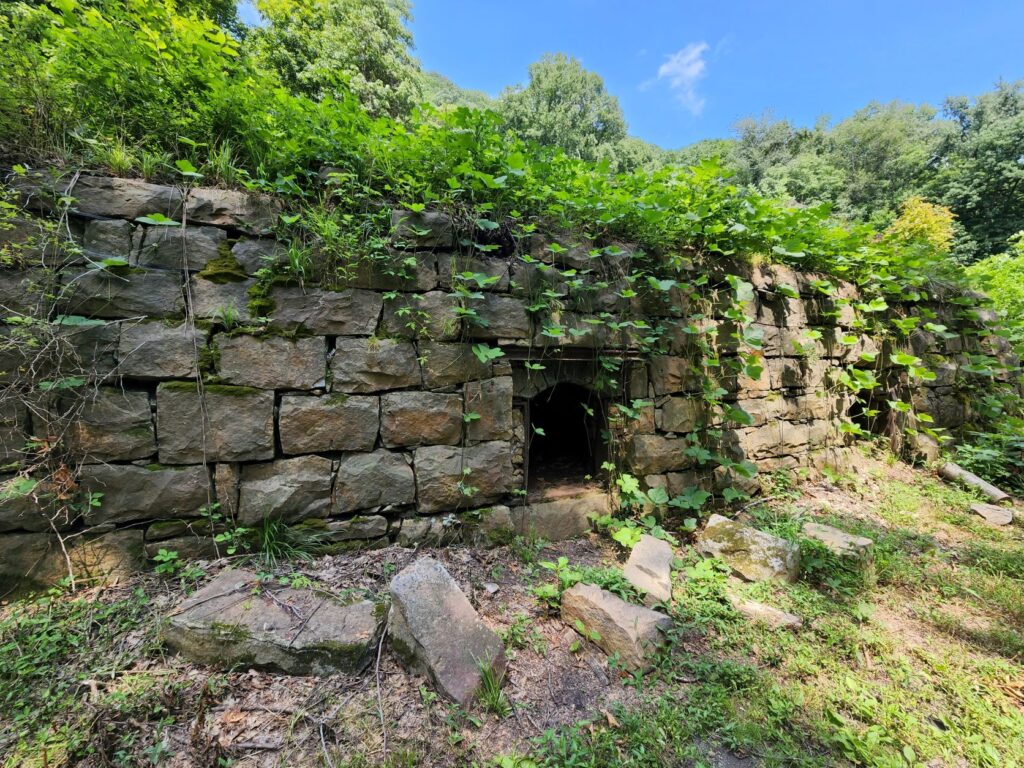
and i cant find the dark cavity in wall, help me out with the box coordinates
[527,383,606,499]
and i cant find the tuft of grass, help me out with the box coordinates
[477,661,512,718]
[247,517,330,568]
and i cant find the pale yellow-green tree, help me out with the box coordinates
[885,196,956,252]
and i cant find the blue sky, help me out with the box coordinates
[239,0,1023,149]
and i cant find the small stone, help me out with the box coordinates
[396,516,460,547]
[697,514,800,583]
[623,535,674,605]
[324,515,388,541]
[117,321,202,379]
[388,557,505,705]
[484,582,500,595]
[217,334,326,390]
[237,455,334,525]
[334,450,416,513]
[330,338,421,393]
[380,391,462,447]
[279,394,379,454]
[970,502,1014,526]
[728,594,803,630]
[163,569,382,675]
[560,582,672,671]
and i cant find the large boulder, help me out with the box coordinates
[388,557,505,706]
[237,455,334,524]
[216,334,327,390]
[413,442,513,513]
[330,338,421,393]
[279,394,379,454]
[156,383,275,463]
[380,391,462,447]
[623,534,674,604]
[697,514,800,583]
[560,583,672,671]
[163,569,382,675]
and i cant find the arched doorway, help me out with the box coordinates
[527,383,606,498]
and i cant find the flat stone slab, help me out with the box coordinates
[163,569,382,675]
[388,557,505,706]
[970,502,1014,526]
[560,582,672,671]
[512,491,610,541]
[623,534,674,604]
[802,522,874,559]
[728,594,802,630]
[697,514,800,583]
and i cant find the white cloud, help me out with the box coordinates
[656,42,710,115]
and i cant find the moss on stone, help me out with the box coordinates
[197,248,248,284]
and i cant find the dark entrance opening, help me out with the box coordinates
[527,383,605,498]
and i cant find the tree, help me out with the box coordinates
[928,81,1024,260]
[251,0,422,118]
[497,53,627,162]
[420,71,495,111]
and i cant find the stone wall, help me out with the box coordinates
[0,173,1005,588]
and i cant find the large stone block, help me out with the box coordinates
[0,532,65,592]
[324,515,389,542]
[80,463,211,525]
[271,286,382,336]
[469,294,531,340]
[419,342,491,387]
[188,276,253,323]
[231,238,283,274]
[802,522,875,584]
[338,253,438,291]
[626,434,693,475]
[62,267,183,319]
[279,394,379,454]
[623,534,674,604]
[334,450,416,513]
[68,176,183,220]
[238,455,334,524]
[185,188,281,234]
[414,442,513,513]
[697,514,799,582]
[391,209,455,249]
[657,396,706,434]
[81,219,141,262]
[0,269,52,316]
[136,225,226,271]
[116,321,201,379]
[156,382,275,463]
[463,376,514,444]
[380,291,461,340]
[512,491,609,541]
[388,557,505,706]
[0,475,53,532]
[380,391,462,447]
[70,388,155,462]
[438,253,511,292]
[330,338,420,393]
[0,401,27,463]
[649,356,702,395]
[217,334,326,390]
[163,569,382,675]
[560,583,671,671]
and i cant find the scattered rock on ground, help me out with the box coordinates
[387,557,505,706]
[802,521,875,584]
[970,502,1014,526]
[728,593,802,630]
[697,514,800,583]
[162,569,382,675]
[623,534,674,605]
[560,582,672,671]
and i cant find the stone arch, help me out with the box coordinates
[526,382,608,497]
